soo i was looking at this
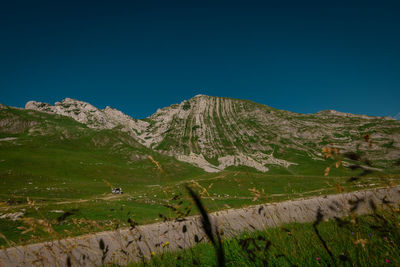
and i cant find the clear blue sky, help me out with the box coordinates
[1,1,399,119]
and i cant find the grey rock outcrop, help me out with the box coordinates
[25,98,148,139]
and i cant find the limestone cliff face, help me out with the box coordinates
[25,98,148,139]
[25,95,400,172]
[26,98,109,128]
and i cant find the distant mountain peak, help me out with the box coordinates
[60,97,81,103]
[25,98,148,134]
[192,94,207,98]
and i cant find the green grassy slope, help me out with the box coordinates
[139,209,400,267]
[0,107,204,202]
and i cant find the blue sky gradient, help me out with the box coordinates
[1,1,399,119]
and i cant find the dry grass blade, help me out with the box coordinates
[312,208,336,265]
[186,185,225,267]
[57,209,79,223]
[186,185,215,245]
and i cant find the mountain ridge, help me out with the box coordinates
[23,95,400,172]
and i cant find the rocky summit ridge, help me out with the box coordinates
[25,95,400,172]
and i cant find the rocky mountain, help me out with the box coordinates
[26,98,148,135]
[25,95,400,172]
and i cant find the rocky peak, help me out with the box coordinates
[24,98,149,135]
[25,100,51,111]
[139,95,295,171]
[56,98,97,111]
[26,98,111,128]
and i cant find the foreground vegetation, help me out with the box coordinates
[138,207,400,266]
[1,158,397,248]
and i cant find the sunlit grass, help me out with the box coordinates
[136,208,400,266]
